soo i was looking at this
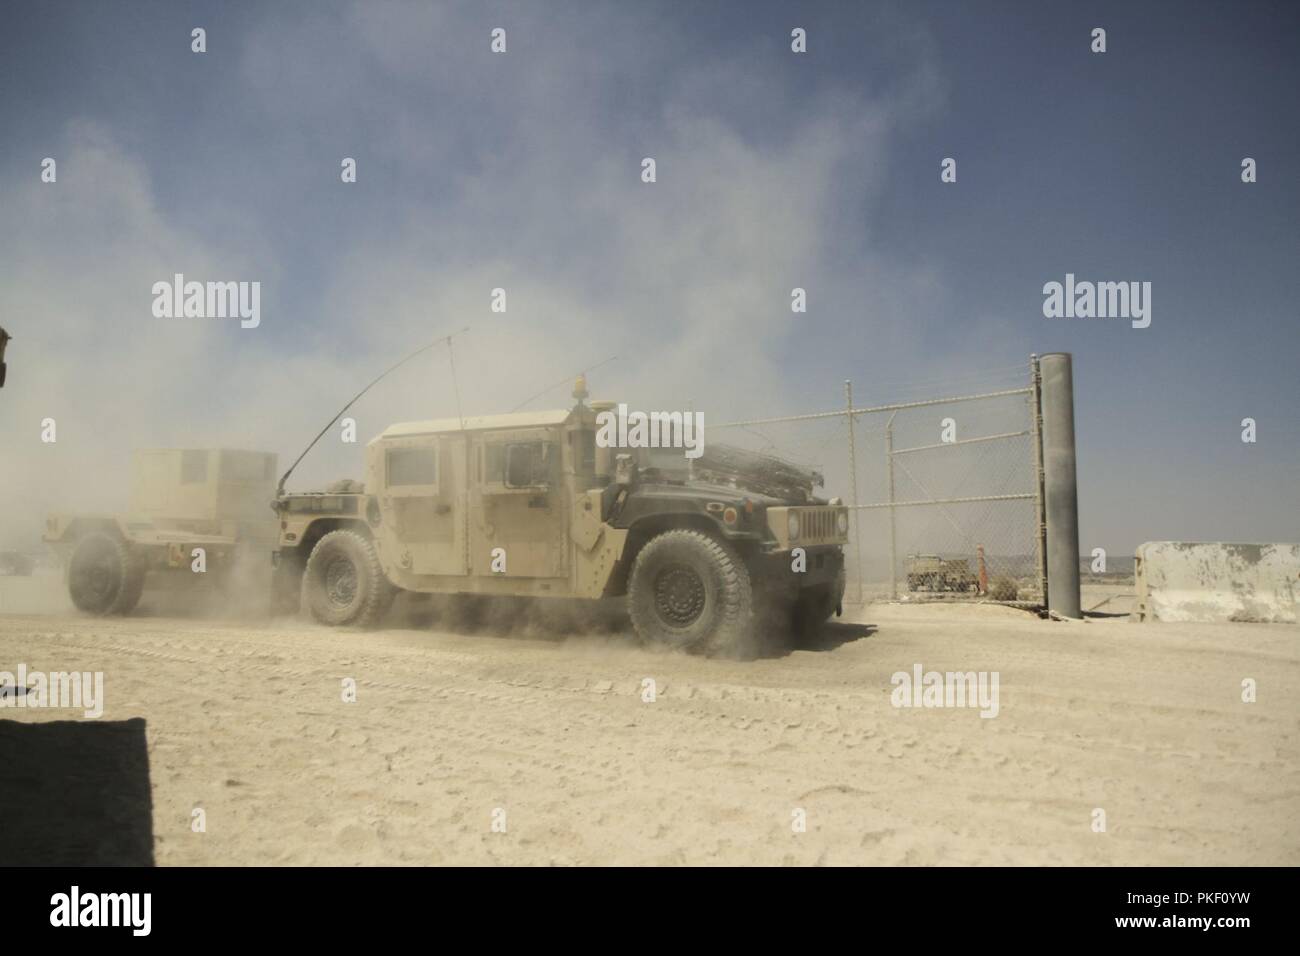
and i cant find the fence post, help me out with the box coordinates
[844,380,864,604]
[1030,355,1048,606]
[886,412,898,599]
[1040,352,1081,618]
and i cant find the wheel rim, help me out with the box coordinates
[653,563,706,627]
[323,556,358,607]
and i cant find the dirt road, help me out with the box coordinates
[1,580,1296,865]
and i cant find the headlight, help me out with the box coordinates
[787,512,800,541]
[836,511,849,535]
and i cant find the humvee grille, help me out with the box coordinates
[767,505,848,547]
[795,507,841,543]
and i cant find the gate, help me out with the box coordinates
[708,357,1050,605]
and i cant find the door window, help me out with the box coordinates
[387,446,437,487]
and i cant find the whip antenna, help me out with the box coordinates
[447,334,466,430]
[276,326,470,497]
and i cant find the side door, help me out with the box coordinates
[379,435,468,577]
[470,430,567,579]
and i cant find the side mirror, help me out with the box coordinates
[614,454,635,486]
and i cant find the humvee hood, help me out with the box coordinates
[634,481,792,508]
[690,443,823,503]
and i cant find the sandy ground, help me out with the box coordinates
[0,572,1296,865]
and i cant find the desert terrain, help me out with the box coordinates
[1,572,1297,866]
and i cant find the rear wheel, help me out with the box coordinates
[67,532,145,615]
[302,530,395,627]
[627,529,753,655]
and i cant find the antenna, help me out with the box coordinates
[447,333,466,430]
[275,326,469,497]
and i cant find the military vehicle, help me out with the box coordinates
[272,379,849,654]
[905,553,979,593]
[45,449,279,614]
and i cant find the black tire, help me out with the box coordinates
[67,532,145,615]
[302,530,395,627]
[627,529,753,655]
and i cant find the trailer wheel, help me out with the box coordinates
[302,530,395,627]
[67,532,145,615]
[627,529,753,656]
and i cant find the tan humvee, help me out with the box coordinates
[45,449,279,614]
[274,382,849,655]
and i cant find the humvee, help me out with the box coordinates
[906,553,978,593]
[45,449,279,614]
[273,380,849,654]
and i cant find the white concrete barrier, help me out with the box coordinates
[1133,542,1299,623]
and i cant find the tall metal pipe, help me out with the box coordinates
[1039,352,1081,618]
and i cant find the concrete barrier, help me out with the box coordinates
[1133,542,1299,623]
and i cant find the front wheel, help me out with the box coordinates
[627,529,753,655]
[302,530,395,627]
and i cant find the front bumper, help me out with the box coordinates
[751,544,845,596]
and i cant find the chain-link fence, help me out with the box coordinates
[710,358,1048,606]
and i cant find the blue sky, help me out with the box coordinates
[1,0,1296,554]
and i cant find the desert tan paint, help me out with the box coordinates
[284,408,626,599]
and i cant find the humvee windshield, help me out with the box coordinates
[636,446,692,480]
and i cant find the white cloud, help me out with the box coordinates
[0,4,947,549]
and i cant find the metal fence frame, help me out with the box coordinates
[712,357,1050,606]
